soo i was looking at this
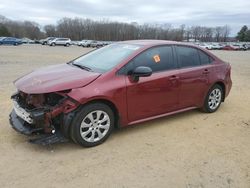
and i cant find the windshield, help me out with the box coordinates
[72,43,141,73]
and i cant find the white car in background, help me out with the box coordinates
[211,43,224,50]
[82,40,94,47]
[78,40,89,46]
[48,38,71,47]
[199,43,213,50]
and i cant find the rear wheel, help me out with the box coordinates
[70,103,114,147]
[203,84,223,113]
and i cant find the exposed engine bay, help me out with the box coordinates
[9,90,79,145]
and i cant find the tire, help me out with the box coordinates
[65,43,70,47]
[51,43,55,46]
[70,103,114,147]
[202,84,223,113]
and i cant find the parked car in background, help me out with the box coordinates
[90,41,104,48]
[0,37,22,45]
[245,43,250,50]
[104,41,115,46]
[198,43,213,50]
[40,37,56,45]
[78,40,88,46]
[34,39,40,44]
[71,41,80,45]
[48,38,71,47]
[10,40,232,147]
[232,44,247,51]
[21,38,35,44]
[223,45,240,51]
[82,40,94,47]
[211,43,224,50]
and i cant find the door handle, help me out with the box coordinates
[169,75,179,81]
[202,69,210,74]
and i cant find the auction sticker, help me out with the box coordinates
[153,55,161,63]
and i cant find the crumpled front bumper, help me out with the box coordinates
[9,110,68,145]
[9,110,43,135]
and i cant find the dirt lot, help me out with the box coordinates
[0,45,250,188]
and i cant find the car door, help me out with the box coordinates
[3,37,10,44]
[125,45,180,122]
[9,37,15,45]
[56,39,62,45]
[175,45,213,108]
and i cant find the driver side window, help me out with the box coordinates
[125,45,176,74]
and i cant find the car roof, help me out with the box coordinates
[120,40,180,46]
[56,38,69,40]
[119,40,202,49]
[118,40,204,48]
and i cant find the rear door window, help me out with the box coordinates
[176,46,200,68]
[198,50,212,65]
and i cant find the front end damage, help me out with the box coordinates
[9,90,79,145]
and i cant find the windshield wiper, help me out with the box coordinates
[71,62,93,72]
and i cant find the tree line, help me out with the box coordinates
[0,15,44,39]
[0,15,248,42]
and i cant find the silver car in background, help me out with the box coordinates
[48,38,71,47]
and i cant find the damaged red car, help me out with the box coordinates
[10,40,232,147]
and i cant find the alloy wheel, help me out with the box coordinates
[208,88,222,110]
[80,110,111,143]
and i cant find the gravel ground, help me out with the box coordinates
[0,45,250,188]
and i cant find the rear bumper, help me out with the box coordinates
[226,80,232,98]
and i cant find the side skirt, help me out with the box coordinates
[127,106,197,126]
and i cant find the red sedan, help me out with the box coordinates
[10,40,232,147]
[223,45,240,51]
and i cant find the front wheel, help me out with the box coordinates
[202,84,223,113]
[70,103,114,147]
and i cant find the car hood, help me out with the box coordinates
[14,64,101,94]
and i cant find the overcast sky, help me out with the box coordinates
[0,0,249,35]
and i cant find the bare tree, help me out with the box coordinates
[44,25,57,37]
[221,25,231,42]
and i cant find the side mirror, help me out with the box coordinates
[132,66,152,77]
[130,66,152,82]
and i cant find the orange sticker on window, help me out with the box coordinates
[153,55,161,63]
